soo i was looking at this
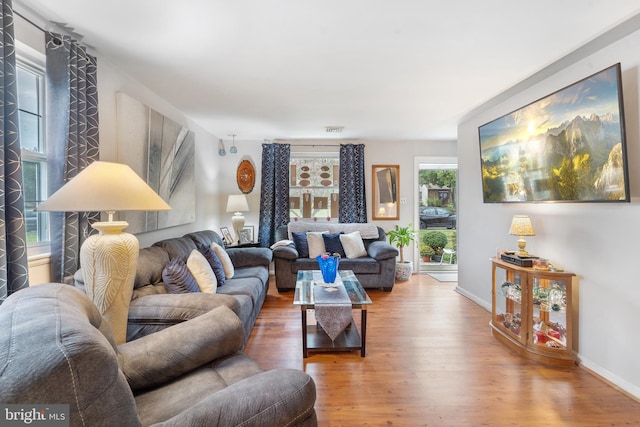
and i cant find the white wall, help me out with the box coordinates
[457,26,640,398]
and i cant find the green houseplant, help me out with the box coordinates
[420,244,435,262]
[387,224,417,281]
[422,231,448,261]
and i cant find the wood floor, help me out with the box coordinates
[244,274,640,426]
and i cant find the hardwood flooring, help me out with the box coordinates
[244,274,640,426]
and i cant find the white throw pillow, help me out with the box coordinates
[211,242,235,279]
[306,231,328,258]
[340,231,367,258]
[186,250,217,293]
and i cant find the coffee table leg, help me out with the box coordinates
[302,307,308,358]
[361,308,367,357]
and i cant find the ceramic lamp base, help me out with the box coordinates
[81,221,139,345]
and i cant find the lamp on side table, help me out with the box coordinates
[37,161,171,344]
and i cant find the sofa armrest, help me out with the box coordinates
[119,305,244,391]
[227,247,273,268]
[159,369,316,427]
[272,243,299,260]
[367,241,399,261]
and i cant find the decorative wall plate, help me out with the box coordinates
[237,159,255,194]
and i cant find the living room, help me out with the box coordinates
[4,0,640,424]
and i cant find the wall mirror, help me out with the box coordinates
[372,165,399,220]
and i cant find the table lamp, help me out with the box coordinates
[37,161,170,344]
[509,215,535,257]
[226,194,249,243]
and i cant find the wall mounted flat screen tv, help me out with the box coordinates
[479,63,630,203]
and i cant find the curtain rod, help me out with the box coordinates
[14,9,46,34]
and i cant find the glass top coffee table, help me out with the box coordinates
[293,270,372,357]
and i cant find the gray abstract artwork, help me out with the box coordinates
[116,93,195,233]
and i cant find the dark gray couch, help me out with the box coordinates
[0,284,317,426]
[272,224,398,292]
[75,230,272,343]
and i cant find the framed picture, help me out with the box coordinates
[372,165,399,220]
[220,227,234,245]
[479,63,629,203]
[238,226,254,244]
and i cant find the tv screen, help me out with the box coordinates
[479,63,630,203]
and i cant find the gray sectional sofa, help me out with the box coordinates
[1,282,317,426]
[75,229,272,343]
[272,223,398,292]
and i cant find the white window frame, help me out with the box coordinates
[289,151,340,223]
[16,41,49,256]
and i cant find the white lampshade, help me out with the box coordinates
[37,161,171,214]
[226,194,249,213]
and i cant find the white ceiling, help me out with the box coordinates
[16,0,640,141]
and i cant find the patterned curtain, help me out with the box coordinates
[258,143,290,247]
[339,143,367,223]
[45,32,99,283]
[0,0,29,300]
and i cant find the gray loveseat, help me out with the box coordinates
[75,230,271,343]
[272,223,398,292]
[0,284,317,426]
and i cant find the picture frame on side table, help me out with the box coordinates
[220,227,234,245]
[372,165,399,220]
[238,226,254,244]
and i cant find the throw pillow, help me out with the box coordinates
[306,231,328,258]
[322,232,346,258]
[186,250,217,293]
[210,242,235,279]
[162,258,200,294]
[291,231,310,258]
[199,246,226,286]
[340,231,367,258]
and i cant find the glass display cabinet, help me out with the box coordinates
[490,258,577,367]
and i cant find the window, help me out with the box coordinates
[289,152,339,221]
[17,50,48,248]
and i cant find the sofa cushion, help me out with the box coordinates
[211,242,235,279]
[322,232,346,257]
[307,231,328,258]
[162,258,200,294]
[340,231,367,258]
[199,245,226,287]
[187,250,218,293]
[291,231,310,258]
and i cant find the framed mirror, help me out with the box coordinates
[372,165,399,220]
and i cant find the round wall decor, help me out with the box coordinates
[237,159,255,194]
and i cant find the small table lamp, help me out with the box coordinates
[226,194,249,243]
[37,161,170,344]
[509,215,535,257]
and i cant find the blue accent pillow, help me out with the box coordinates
[162,258,200,294]
[199,246,226,287]
[322,232,346,258]
[292,231,310,258]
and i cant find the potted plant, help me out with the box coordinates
[420,244,435,262]
[387,224,417,281]
[422,231,448,262]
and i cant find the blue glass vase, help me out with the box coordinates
[316,255,340,283]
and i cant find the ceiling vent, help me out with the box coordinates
[325,126,344,133]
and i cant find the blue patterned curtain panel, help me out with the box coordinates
[258,143,290,247]
[46,32,99,282]
[0,0,29,300]
[339,144,367,223]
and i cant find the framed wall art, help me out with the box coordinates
[372,165,399,220]
[479,63,630,203]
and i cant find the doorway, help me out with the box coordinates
[414,158,457,274]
